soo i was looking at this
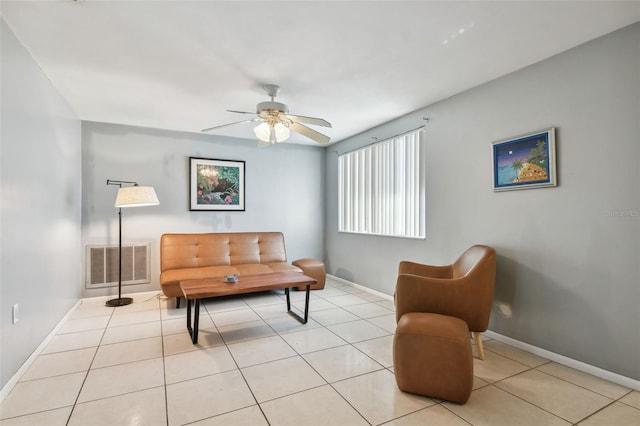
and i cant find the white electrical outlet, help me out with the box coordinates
[12,304,19,324]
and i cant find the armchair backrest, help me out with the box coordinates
[452,245,494,279]
[395,245,497,332]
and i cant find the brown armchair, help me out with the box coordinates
[395,245,496,359]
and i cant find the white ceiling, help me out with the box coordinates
[2,1,639,146]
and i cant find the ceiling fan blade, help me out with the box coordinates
[227,109,256,115]
[285,114,332,128]
[290,122,331,144]
[201,118,260,132]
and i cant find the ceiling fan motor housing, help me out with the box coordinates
[257,101,288,114]
[257,101,289,122]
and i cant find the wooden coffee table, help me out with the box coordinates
[180,271,317,344]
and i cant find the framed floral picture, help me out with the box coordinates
[189,157,245,211]
[492,128,557,191]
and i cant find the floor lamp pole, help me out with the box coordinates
[106,204,133,307]
[117,206,123,299]
[106,179,159,307]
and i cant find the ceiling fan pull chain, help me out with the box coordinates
[269,125,276,144]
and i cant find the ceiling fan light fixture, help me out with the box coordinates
[254,122,271,142]
[274,122,290,142]
[254,122,290,144]
[204,84,330,145]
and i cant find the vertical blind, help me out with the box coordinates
[338,128,425,238]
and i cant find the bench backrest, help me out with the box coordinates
[160,232,288,271]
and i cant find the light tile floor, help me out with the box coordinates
[1,277,639,425]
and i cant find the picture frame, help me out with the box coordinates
[492,128,557,191]
[189,157,245,211]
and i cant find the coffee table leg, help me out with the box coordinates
[286,285,310,324]
[186,298,193,340]
[192,300,200,344]
[304,284,310,323]
[186,298,200,344]
[285,287,291,311]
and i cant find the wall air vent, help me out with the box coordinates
[86,243,151,289]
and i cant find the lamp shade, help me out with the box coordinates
[114,186,159,208]
[254,122,290,143]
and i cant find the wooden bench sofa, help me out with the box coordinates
[160,232,324,307]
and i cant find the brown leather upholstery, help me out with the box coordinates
[292,258,326,290]
[160,232,301,299]
[394,312,473,403]
[395,245,497,333]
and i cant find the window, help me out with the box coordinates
[338,128,425,238]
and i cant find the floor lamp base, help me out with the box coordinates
[105,297,134,307]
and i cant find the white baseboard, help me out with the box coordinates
[328,274,639,391]
[484,330,640,391]
[80,290,162,304]
[327,274,394,301]
[0,299,82,402]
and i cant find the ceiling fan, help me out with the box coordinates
[202,84,332,146]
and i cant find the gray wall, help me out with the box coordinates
[325,23,640,380]
[0,20,82,389]
[81,122,325,298]
[1,14,637,393]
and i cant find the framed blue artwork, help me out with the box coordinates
[492,128,557,191]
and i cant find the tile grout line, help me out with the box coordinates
[488,361,602,425]
[275,294,387,425]
[65,295,165,423]
[244,288,372,424]
[615,389,640,410]
[156,296,170,426]
[487,381,578,425]
[5,282,637,425]
[571,398,622,425]
[531,363,634,400]
[207,299,273,425]
[64,301,117,425]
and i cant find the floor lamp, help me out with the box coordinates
[106,179,160,307]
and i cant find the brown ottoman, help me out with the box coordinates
[393,312,473,404]
[292,258,326,290]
